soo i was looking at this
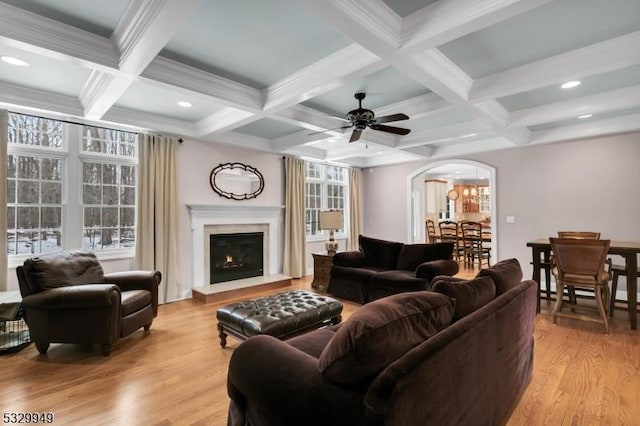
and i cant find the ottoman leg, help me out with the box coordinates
[217,323,228,348]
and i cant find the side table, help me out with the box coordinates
[311,253,334,289]
[1,291,31,354]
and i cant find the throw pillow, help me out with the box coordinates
[396,242,454,271]
[318,291,455,385]
[432,276,496,321]
[476,258,523,295]
[358,235,404,270]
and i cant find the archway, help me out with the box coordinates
[406,160,497,261]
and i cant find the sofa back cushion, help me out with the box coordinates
[359,235,404,270]
[476,258,523,296]
[432,276,496,321]
[22,250,105,291]
[397,242,454,271]
[318,291,455,385]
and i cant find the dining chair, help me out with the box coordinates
[438,221,462,261]
[609,264,640,317]
[460,221,491,268]
[550,238,612,334]
[557,231,601,239]
[426,219,437,243]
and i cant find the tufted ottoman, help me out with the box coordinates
[215,290,343,348]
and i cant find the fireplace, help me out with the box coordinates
[210,232,264,283]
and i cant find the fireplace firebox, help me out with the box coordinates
[210,232,264,283]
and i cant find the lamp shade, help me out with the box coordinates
[319,210,343,230]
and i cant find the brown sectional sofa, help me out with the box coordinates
[227,258,537,426]
[328,235,459,303]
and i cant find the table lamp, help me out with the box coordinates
[319,210,343,256]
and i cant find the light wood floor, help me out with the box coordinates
[1,266,639,425]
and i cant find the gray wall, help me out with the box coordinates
[362,132,640,292]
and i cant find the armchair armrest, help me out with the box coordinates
[332,251,365,267]
[415,260,459,282]
[104,270,161,316]
[21,284,120,310]
[227,335,377,426]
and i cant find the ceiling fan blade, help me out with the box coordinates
[349,128,363,142]
[370,124,411,135]
[374,113,409,124]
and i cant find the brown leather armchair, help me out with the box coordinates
[17,250,161,355]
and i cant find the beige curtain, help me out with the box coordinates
[348,167,363,251]
[283,156,306,278]
[135,134,181,303]
[0,110,7,290]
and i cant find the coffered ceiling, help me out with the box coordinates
[0,0,639,167]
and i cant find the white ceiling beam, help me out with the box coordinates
[262,44,385,112]
[430,137,514,158]
[272,104,348,133]
[298,0,529,146]
[471,30,640,101]
[400,0,555,54]
[529,113,640,145]
[400,145,434,158]
[374,93,451,120]
[141,56,262,112]
[0,81,83,116]
[395,121,488,148]
[81,0,203,120]
[203,131,276,152]
[508,85,640,127]
[272,129,347,152]
[196,108,257,135]
[102,105,197,136]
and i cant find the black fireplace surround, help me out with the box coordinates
[210,232,264,284]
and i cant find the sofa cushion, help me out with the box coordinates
[432,276,496,321]
[369,271,429,302]
[22,250,106,291]
[476,258,523,296]
[397,242,454,271]
[318,291,454,385]
[359,235,404,270]
[120,289,152,316]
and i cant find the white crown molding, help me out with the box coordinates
[272,104,347,132]
[141,56,262,112]
[196,108,257,136]
[0,81,83,116]
[271,129,341,152]
[375,93,450,120]
[0,2,117,70]
[79,70,133,120]
[530,113,640,145]
[400,0,555,54]
[471,30,640,101]
[330,0,401,48]
[396,121,487,148]
[508,85,640,127]
[412,49,473,100]
[262,44,384,112]
[400,145,434,158]
[430,137,514,158]
[202,131,275,153]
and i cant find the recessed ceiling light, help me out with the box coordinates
[578,114,592,119]
[561,80,581,89]
[461,133,477,138]
[177,101,192,108]
[1,56,29,67]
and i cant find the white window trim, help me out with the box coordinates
[305,162,349,242]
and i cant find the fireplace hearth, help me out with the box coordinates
[210,232,264,283]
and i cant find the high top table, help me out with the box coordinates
[527,238,640,330]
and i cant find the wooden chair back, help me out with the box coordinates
[557,231,601,239]
[549,238,610,278]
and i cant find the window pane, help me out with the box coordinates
[121,207,135,227]
[7,155,16,177]
[41,207,62,228]
[7,180,15,204]
[40,231,61,253]
[102,164,117,185]
[120,228,135,247]
[17,231,40,255]
[83,228,101,250]
[84,207,101,227]
[103,207,118,227]
[101,229,118,249]
[83,162,101,184]
[83,184,101,204]
[17,156,39,179]
[41,158,62,181]
[17,207,39,229]
[18,181,40,203]
[7,232,16,255]
[103,185,118,205]
[121,166,135,185]
[120,187,135,205]
[41,182,62,204]
[7,207,15,229]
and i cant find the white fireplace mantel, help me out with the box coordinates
[187,204,284,286]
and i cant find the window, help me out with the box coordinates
[6,113,138,258]
[305,162,347,237]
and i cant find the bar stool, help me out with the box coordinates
[609,264,640,318]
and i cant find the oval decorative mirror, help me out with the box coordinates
[209,162,264,200]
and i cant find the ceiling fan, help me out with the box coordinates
[339,92,411,142]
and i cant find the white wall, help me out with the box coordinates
[362,132,640,292]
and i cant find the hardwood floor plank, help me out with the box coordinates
[2,270,639,425]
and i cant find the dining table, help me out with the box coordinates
[527,238,640,330]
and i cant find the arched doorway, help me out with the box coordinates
[406,160,497,261]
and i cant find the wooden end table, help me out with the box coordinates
[311,253,334,289]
